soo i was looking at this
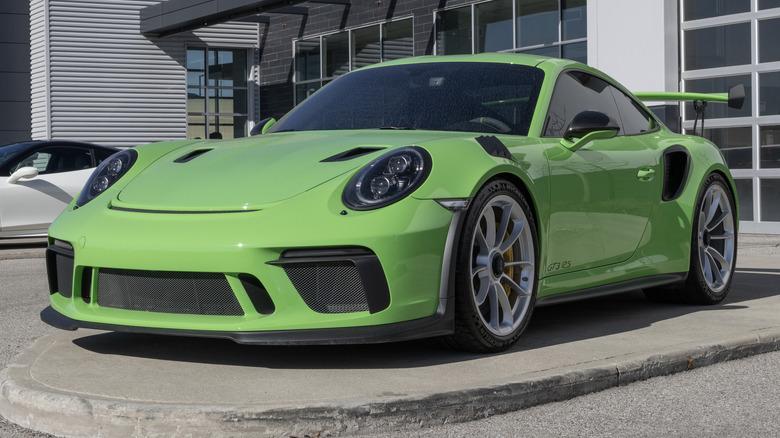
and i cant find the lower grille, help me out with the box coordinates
[284,262,369,314]
[97,269,244,316]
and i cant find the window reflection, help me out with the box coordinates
[685,23,751,71]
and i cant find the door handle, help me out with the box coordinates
[637,167,655,181]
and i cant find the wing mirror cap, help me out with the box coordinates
[249,117,277,136]
[564,110,620,140]
[7,166,39,184]
[561,111,620,151]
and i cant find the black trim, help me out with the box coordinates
[662,146,691,202]
[475,136,512,160]
[268,247,390,314]
[174,149,213,163]
[321,147,385,162]
[109,206,259,214]
[40,305,454,345]
[239,274,275,315]
[535,273,687,307]
[46,243,75,297]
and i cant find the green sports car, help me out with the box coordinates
[42,53,741,352]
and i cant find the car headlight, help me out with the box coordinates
[343,146,432,210]
[76,149,137,207]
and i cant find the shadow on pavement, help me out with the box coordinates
[70,269,780,369]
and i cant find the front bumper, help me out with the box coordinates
[44,178,462,343]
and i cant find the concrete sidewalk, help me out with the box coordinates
[1,241,779,437]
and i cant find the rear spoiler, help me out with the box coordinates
[634,84,745,135]
[634,84,745,109]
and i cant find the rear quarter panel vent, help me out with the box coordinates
[662,146,691,202]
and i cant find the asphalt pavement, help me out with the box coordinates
[0,235,778,438]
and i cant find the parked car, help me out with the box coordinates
[0,140,118,238]
[43,54,740,352]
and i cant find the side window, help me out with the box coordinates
[10,151,52,174]
[36,146,95,175]
[544,71,623,137]
[94,148,116,165]
[610,87,655,135]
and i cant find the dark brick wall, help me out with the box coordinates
[257,0,469,118]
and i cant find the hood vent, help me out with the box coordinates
[321,147,385,162]
[174,148,213,163]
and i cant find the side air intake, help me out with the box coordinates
[662,146,691,202]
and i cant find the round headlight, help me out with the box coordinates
[343,146,432,210]
[76,149,137,207]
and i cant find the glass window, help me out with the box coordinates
[187,48,249,139]
[520,45,560,58]
[761,179,780,221]
[760,71,780,116]
[476,0,514,53]
[693,126,753,169]
[325,33,350,77]
[760,0,780,10]
[272,62,544,136]
[760,125,780,169]
[562,0,587,40]
[683,0,750,21]
[517,0,558,48]
[544,71,622,137]
[611,88,654,135]
[562,41,587,63]
[353,25,381,69]
[295,39,321,82]
[383,20,414,61]
[735,179,753,221]
[684,75,752,119]
[759,18,780,63]
[436,6,473,55]
[684,23,751,71]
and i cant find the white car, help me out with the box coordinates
[0,141,118,238]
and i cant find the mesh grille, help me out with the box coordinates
[97,269,243,316]
[284,261,368,314]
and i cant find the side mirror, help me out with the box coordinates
[561,110,620,151]
[249,117,277,136]
[7,166,39,184]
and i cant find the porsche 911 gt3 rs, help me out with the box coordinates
[42,54,741,352]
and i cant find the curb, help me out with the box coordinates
[2,329,779,438]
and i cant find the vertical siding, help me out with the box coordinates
[31,0,258,148]
[30,0,50,140]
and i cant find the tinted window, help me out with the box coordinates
[13,146,95,175]
[271,62,545,136]
[611,88,654,135]
[543,71,622,137]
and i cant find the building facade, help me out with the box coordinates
[3,0,779,232]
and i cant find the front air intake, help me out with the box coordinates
[97,269,244,316]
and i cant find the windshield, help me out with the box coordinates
[270,62,544,136]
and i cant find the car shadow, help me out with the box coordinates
[70,268,780,369]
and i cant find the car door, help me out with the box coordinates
[0,145,96,235]
[541,70,662,276]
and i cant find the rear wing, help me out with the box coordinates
[634,84,745,110]
[634,85,745,135]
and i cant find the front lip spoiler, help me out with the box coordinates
[40,306,454,346]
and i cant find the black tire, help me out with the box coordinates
[644,173,737,305]
[442,179,538,353]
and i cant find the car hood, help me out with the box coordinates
[116,130,459,210]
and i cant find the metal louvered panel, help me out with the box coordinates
[31,0,259,148]
[30,0,51,140]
